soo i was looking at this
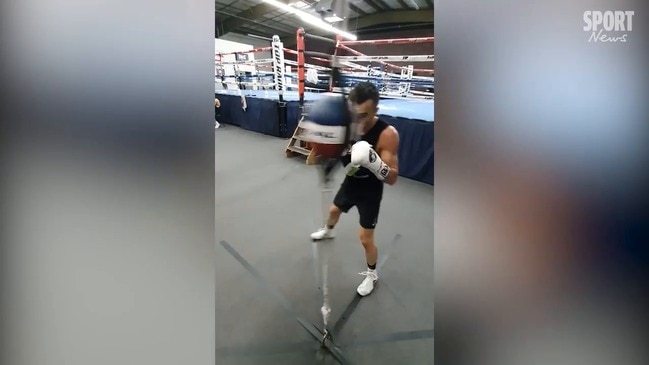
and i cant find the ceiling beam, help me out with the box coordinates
[217,0,434,39]
[353,9,433,29]
[396,0,412,9]
[218,3,283,36]
[281,9,433,44]
[362,0,385,12]
[349,3,368,16]
[216,11,291,38]
[372,0,393,10]
[217,0,243,14]
[217,0,418,37]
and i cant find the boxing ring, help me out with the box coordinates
[215,31,434,185]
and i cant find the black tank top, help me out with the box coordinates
[340,118,389,193]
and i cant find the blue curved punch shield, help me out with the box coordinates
[302,94,352,158]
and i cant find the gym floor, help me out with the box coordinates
[215,125,434,364]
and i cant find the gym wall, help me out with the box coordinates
[218,33,273,60]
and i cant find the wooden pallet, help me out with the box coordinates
[285,116,317,165]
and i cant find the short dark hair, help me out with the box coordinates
[349,82,379,106]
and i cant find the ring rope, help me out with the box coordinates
[215,33,434,99]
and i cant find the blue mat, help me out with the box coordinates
[215,90,433,185]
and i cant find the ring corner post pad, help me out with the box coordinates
[271,34,287,136]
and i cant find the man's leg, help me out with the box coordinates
[310,204,342,240]
[356,198,381,296]
[310,185,352,241]
[359,228,378,269]
[356,228,379,296]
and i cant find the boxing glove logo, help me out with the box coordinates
[312,131,335,139]
[379,165,389,178]
[369,150,377,163]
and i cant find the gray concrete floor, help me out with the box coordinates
[215,125,434,365]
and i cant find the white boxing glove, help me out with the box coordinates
[350,141,390,180]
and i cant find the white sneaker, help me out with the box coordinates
[215,121,221,129]
[357,270,378,296]
[310,227,335,241]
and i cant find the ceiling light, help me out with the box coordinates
[262,0,357,40]
[247,33,273,41]
[324,15,344,23]
[407,0,420,10]
[289,1,310,8]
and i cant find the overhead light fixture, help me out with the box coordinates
[324,15,344,23]
[407,0,420,10]
[261,0,357,40]
[247,33,273,41]
[289,0,310,8]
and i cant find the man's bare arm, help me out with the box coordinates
[378,127,400,185]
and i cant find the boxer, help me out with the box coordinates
[311,82,400,296]
[214,97,221,129]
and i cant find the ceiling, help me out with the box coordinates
[215,0,433,40]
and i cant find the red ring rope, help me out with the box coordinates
[336,43,434,74]
[216,46,272,56]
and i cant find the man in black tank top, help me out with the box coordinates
[310,82,400,297]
